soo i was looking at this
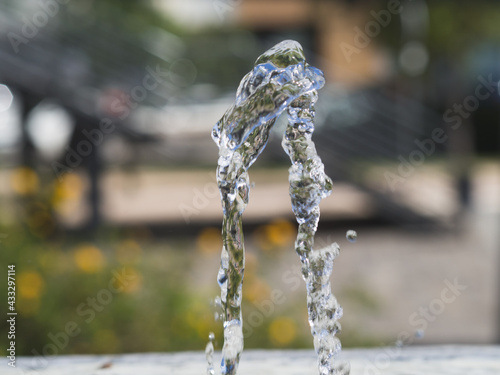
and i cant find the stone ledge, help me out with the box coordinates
[6,346,500,374]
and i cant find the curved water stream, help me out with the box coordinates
[212,40,348,375]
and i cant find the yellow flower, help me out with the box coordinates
[254,219,296,251]
[266,219,296,247]
[73,244,106,273]
[10,167,39,195]
[52,174,84,206]
[18,271,45,299]
[120,268,142,294]
[197,227,222,255]
[268,316,297,346]
[244,278,270,303]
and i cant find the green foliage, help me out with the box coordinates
[0,223,217,355]
[0,217,386,355]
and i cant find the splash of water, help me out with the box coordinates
[212,40,348,375]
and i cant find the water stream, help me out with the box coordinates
[211,40,349,375]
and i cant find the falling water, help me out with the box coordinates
[205,332,215,375]
[212,40,349,375]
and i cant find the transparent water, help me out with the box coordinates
[346,230,357,243]
[212,40,348,375]
[206,333,215,375]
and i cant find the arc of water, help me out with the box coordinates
[212,40,349,375]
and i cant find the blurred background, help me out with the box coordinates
[0,0,499,356]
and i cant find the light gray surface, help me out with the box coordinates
[5,346,500,374]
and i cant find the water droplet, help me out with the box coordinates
[346,230,357,243]
[214,296,222,308]
[414,329,424,339]
[208,332,215,341]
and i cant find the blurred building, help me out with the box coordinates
[237,0,387,89]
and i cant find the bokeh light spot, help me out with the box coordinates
[53,174,84,206]
[244,277,270,303]
[197,227,222,254]
[254,219,296,251]
[268,316,297,346]
[120,268,143,294]
[73,244,106,273]
[0,84,13,112]
[10,167,39,196]
[18,270,45,299]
